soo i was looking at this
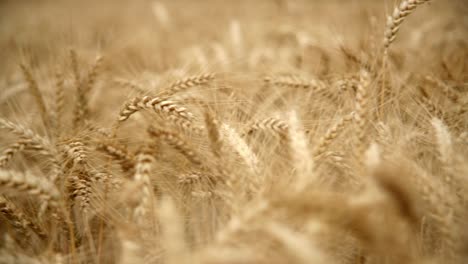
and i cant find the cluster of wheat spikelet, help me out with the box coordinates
[0,0,467,263]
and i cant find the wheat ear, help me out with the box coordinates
[0,196,48,241]
[286,111,314,192]
[245,117,289,138]
[19,64,50,127]
[384,0,432,50]
[147,126,202,166]
[0,118,52,153]
[68,168,93,214]
[96,142,135,173]
[204,110,223,158]
[314,112,354,157]
[354,69,371,156]
[132,148,156,224]
[53,71,65,135]
[158,73,215,98]
[0,169,60,203]
[118,96,193,122]
[72,55,104,129]
[220,123,259,173]
[0,139,51,170]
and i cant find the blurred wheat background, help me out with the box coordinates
[0,0,467,263]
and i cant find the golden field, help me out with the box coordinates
[0,0,467,263]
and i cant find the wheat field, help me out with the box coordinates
[0,0,467,263]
